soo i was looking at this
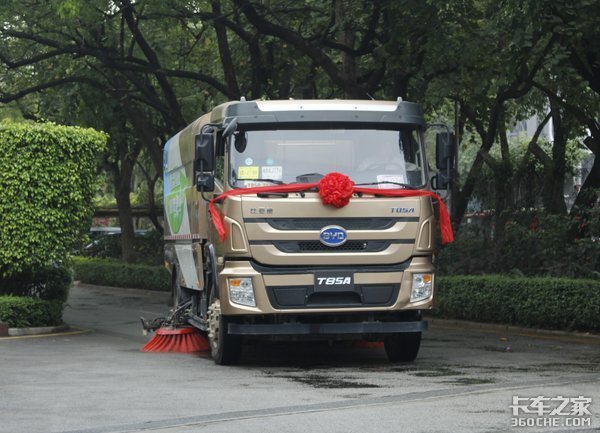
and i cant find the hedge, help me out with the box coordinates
[0,296,64,328]
[0,121,106,277]
[436,275,600,332]
[69,259,600,332]
[0,265,71,302]
[73,257,170,291]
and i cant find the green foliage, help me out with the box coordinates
[0,266,71,302]
[455,134,588,214]
[0,296,64,328]
[436,275,600,332]
[1,0,599,270]
[439,208,600,278]
[0,121,106,277]
[72,257,169,291]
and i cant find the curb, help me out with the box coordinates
[426,317,600,344]
[0,325,91,340]
[8,324,71,337]
[73,281,170,293]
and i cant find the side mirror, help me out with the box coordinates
[435,132,455,170]
[195,131,215,192]
[195,132,214,172]
[196,173,214,192]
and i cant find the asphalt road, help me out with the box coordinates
[1,283,598,433]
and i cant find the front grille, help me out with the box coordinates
[249,239,414,253]
[272,240,389,253]
[267,284,401,309]
[244,217,418,231]
[297,240,369,251]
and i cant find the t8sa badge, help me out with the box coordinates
[319,225,348,247]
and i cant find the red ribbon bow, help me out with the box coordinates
[209,172,454,245]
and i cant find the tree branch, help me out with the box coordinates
[0,76,106,103]
[234,0,365,98]
[0,47,76,68]
[120,0,186,128]
[526,112,553,168]
[212,1,241,98]
[532,79,599,133]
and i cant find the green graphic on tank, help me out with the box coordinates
[166,169,187,234]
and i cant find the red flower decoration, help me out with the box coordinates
[317,172,355,208]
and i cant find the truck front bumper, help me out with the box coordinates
[218,257,435,315]
[229,320,427,336]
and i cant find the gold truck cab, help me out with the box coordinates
[163,99,453,365]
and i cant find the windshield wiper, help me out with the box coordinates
[356,181,417,190]
[239,178,286,185]
[294,172,324,183]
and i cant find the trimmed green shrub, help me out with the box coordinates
[0,296,64,328]
[436,275,600,332]
[0,266,71,302]
[73,257,169,291]
[0,121,106,277]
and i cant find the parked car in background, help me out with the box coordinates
[83,228,147,258]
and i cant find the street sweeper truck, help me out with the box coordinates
[161,98,454,364]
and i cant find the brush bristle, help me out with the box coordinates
[141,328,210,353]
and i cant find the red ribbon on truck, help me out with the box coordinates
[209,172,454,245]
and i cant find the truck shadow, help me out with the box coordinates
[238,339,391,368]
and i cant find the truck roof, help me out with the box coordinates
[208,99,425,127]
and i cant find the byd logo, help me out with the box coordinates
[319,225,348,247]
[317,277,352,285]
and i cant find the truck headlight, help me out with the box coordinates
[227,277,256,307]
[410,273,433,303]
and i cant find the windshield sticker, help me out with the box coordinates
[245,157,253,165]
[377,174,406,189]
[261,166,283,180]
[238,166,259,179]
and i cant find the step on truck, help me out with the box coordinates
[163,99,454,364]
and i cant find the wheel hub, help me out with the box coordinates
[207,299,221,347]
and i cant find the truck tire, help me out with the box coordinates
[384,332,422,362]
[207,297,242,365]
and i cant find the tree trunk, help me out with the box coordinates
[493,114,513,243]
[543,100,567,214]
[115,178,137,263]
[335,0,357,95]
[105,134,142,263]
[146,172,163,234]
[452,103,503,229]
[572,135,600,210]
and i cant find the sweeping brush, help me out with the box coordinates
[139,299,210,353]
[141,326,210,353]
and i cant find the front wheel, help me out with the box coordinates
[207,298,242,365]
[384,332,422,362]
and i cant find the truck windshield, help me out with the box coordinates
[229,127,426,188]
